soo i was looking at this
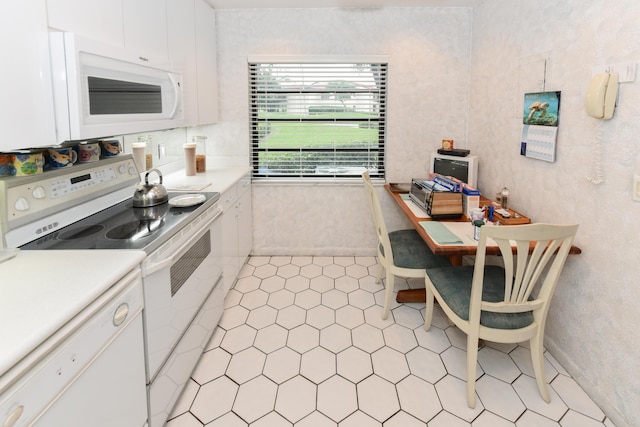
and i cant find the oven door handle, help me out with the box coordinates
[142,207,222,277]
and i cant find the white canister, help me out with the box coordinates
[184,143,196,176]
[131,143,147,173]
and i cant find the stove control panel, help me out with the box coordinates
[0,155,140,232]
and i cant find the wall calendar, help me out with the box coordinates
[520,91,561,162]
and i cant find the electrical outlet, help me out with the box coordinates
[634,174,640,202]
[592,62,637,82]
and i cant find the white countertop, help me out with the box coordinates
[0,250,146,379]
[162,165,251,194]
[0,165,249,382]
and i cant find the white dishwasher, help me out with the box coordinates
[0,268,148,427]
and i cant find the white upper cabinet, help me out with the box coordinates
[46,0,125,47]
[194,0,219,124]
[47,0,168,65]
[167,0,198,126]
[122,0,169,66]
[1,0,57,151]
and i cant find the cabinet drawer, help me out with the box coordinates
[220,184,237,212]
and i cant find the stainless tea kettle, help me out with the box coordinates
[132,168,169,207]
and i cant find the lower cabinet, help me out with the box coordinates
[222,174,252,294]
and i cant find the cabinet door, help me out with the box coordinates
[194,0,219,124]
[167,0,198,126]
[221,185,239,295]
[46,0,124,47]
[1,0,57,151]
[123,0,169,65]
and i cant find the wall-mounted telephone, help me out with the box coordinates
[585,72,619,119]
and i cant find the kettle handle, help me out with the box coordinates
[145,168,163,185]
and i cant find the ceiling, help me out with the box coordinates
[207,0,482,9]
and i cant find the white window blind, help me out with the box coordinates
[249,61,387,179]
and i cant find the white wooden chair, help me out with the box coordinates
[424,222,578,407]
[362,171,451,319]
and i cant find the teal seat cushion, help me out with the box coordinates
[426,265,534,329]
[383,229,451,270]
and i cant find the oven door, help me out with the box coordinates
[141,205,223,381]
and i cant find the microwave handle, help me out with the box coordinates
[168,73,180,119]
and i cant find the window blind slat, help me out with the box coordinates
[250,61,387,179]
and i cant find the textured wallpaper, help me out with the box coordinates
[208,3,638,426]
[468,1,639,426]
[211,6,472,257]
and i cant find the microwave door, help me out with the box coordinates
[87,76,163,116]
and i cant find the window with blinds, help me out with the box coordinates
[249,60,387,179]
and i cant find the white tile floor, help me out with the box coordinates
[167,256,615,427]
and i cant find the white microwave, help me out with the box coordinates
[49,33,184,142]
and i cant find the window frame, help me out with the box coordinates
[248,55,388,181]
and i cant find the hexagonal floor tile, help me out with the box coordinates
[254,323,288,354]
[253,263,278,279]
[263,346,301,384]
[352,323,385,353]
[317,375,358,422]
[225,347,266,384]
[382,323,418,353]
[356,375,400,422]
[300,263,323,279]
[220,324,257,354]
[190,376,238,423]
[396,375,442,422]
[306,305,335,329]
[319,323,352,353]
[190,348,231,384]
[336,346,373,383]
[246,305,278,329]
[335,275,359,293]
[371,347,410,383]
[335,305,365,329]
[295,288,322,309]
[267,288,295,310]
[275,376,317,423]
[218,305,249,330]
[347,289,376,310]
[475,374,525,422]
[288,324,320,353]
[405,346,447,384]
[300,346,336,384]
[321,289,348,309]
[323,264,346,279]
[239,288,269,310]
[276,305,307,329]
[232,376,278,423]
[234,275,262,292]
[285,275,310,292]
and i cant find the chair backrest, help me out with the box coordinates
[472,223,579,321]
[361,171,392,261]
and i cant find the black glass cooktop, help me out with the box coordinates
[20,192,219,253]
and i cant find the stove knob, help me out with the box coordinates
[129,166,137,175]
[32,186,46,199]
[118,164,127,174]
[14,197,29,211]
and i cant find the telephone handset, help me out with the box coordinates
[585,72,619,119]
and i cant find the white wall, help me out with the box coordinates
[208,7,472,255]
[208,4,638,426]
[468,1,639,426]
